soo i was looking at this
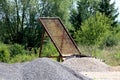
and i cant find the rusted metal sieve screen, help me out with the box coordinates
[39,17,81,56]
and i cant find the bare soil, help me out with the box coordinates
[62,57,120,80]
[110,66,120,71]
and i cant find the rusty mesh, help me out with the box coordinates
[39,18,80,56]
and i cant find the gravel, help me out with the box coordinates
[0,58,91,80]
[62,57,111,72]
[0,62,22,80]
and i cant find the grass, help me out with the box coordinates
[9,43,120,65]
[0,41,119,65]
[9,54,37,63]
[79,44,120,66]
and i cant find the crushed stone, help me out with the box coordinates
[0,58,91,80]
[62,57,111,72]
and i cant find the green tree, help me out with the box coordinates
[98,0,119,27]
[0,0,44,48]
[74,12,111,45]
[70,0,99,37]
[40,0,73,27]
[0,0,73,48]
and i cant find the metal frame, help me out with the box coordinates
[39,17,81,60]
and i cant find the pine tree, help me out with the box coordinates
[70,0,99,37]
[98,0,119,27]
[70,0,91,31]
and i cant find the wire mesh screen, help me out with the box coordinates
[39,17,81,56]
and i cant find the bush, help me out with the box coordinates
[103,33,118,47]
[102,25,120,47]
[0,43,37,63]
[74,12,111,46]
[42,43,59,57]
[0,42,10,62]
[9,44,26,57]
[9,54,36,63]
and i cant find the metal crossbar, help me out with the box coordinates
[39,17,81,58]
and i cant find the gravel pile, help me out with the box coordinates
[0,58,91,80]
[0,62,22,80]
[62,58,111,72]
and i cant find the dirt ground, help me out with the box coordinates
[80,72,120,80]
[110,66,120,71]
[81,66,120,80]
[62,58,120,80]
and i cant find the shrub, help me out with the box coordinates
[102,25,120,47]
[9,44,26,57]
[0,42,10,62]
[74,12,111,46]
[42,43,59,57]
[0,42,37,63]
[103,33,118,47]
[9,54,37,63]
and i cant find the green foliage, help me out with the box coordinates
[0,0,120,65]
[9,44,26,57]
[74,12,111,45]
[101,25,120,47]
[41,42,59,57]
[114,52,120,60]
[103,33,118,47]
[92,48,102,58]
[112,51,120,66]
[0,42,10,62]
[9,54,37,63]
[70,0,99,36]
[0,0,43,46]
[98,0,119,27]
[0,42,37,63]
[40,0,73,29]
[79,44,120,66]
[0,0,73,48]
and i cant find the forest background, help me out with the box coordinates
[0,0,120,65]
